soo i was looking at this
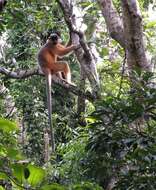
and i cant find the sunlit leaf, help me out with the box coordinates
[86,116,99,123]
[0,186,5,190]
[27,164,45,186]
[0,118,18,133]
[0,172,8,180]
[146,20,156,28]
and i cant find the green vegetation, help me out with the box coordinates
[0,0,156,189]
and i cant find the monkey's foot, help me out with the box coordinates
[61,79,76,86]
[68,82,76,86]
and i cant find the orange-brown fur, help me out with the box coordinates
[38,35,76,83]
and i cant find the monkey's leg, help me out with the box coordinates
[55,72,64,80]
[52,61,72,83]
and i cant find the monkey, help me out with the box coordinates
[38,32,78,84]
[37,32,79,152]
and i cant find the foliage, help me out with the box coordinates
[0,118,46,189]
[0,0,156,190]
[0,0,80,164]
[56,134,88,184]
[0,118,102,189]
[82,73,156,189]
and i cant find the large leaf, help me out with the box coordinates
[11,163,26,183]
[27,164,45,186]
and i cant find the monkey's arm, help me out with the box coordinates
[54,44,77,56]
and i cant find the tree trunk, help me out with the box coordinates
[98,0,125,48]
[121,0,151,71]
[57,0,100,99]
[99,0,152,71]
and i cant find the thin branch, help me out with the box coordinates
[5,105,15,118]
[0,67,42,79]
[0,67,95,101]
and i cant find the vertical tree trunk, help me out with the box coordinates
[121,0,151,71]
[57,0,100,100]
[98,0,125,48]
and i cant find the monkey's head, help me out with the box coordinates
[48,32,62,45]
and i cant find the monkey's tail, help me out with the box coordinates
[46,73,55,153]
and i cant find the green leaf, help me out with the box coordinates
[0,145,6,156]
[0,118,18,133]
[72,182,103,190]
[27,164,45,186]
[86,116,99,123]
[12,163,26,183]
[0,186,5,190]
[40,184,65,190]
[0,172,8,180]
[6,147,20,159]
[146,20,156,28]
[101,47,109,56]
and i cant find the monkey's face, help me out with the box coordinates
[49,33,62,44]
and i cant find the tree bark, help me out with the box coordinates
[121,0,151,71]
[0,66,95,101]
[57,0,100,98]
[98,0,151,71]
[0,83,17,118]
[98,0,125,48]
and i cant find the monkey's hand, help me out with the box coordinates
[72,44,81,50]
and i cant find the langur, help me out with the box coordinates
[37,32,79,152]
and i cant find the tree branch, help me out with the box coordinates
[121,0,151,71]
[56,0,100,96]
[0,67,42,79]
[98,0,125,48]
[0,67,95,101]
